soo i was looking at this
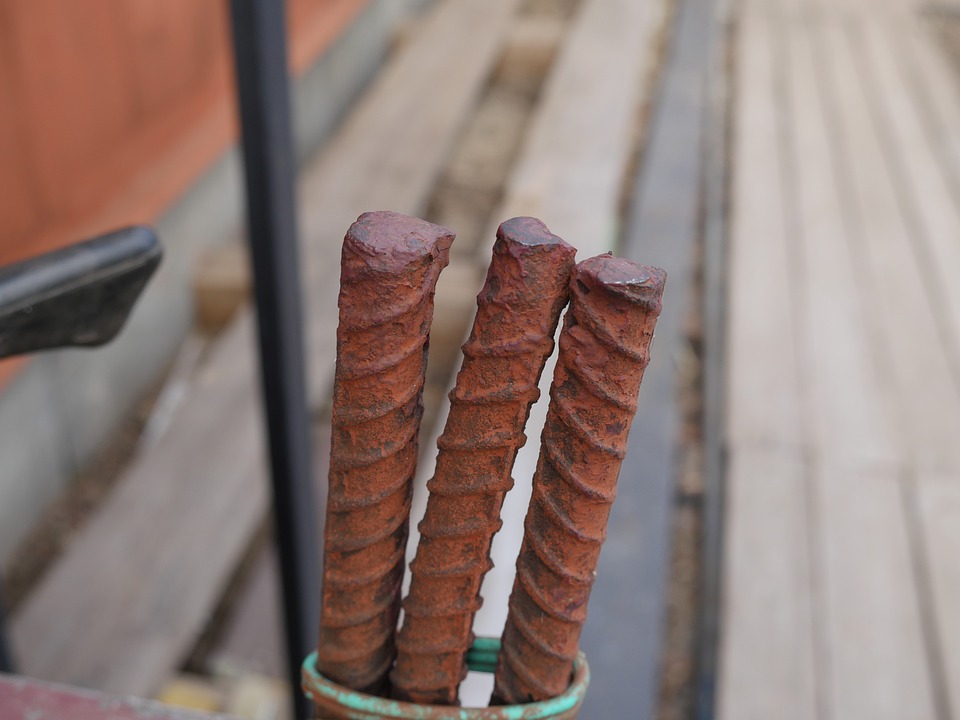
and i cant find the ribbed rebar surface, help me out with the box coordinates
[491,254,666,705]
[317,211,454,695]
[391,217,576,705]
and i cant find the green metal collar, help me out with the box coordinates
[301,638,589,719]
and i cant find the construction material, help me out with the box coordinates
[720,0,960,717]
[492,16,566,92]
[492,255,665,705]
[155,674,226,713]
[492,0,667,248]
[391,217,575,705]
[223,674,290,720]
[192,243,250,334]
[317,211,453,695]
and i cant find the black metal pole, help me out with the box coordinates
[228,3,319,717]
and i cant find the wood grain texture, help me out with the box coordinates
[717,451,816,720]
[785,18,900,470]
[917,475,960,715]
[723,14,804,452]
[718,17,817,720]
[814,468,936,720]
[786,20,936,715]
[11,318,266,695]
[720,0,960,717]
[10,0,522,697]
[855,21,960,400]
[819,19,960,473]
[489,0,667,251]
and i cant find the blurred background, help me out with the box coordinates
[3,0,960,719]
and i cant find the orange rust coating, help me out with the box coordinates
[491,254,666,705]
[390,217,576,705]
[317,211,454,695]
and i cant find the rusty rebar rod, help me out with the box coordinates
[391,217,576,705]
[491,255,666,705]
[317,211,454,695]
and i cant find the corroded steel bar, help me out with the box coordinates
[391,217,576,705]
[491,255,666,705]
[317,211,454,695]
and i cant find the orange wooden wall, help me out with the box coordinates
[0,0,367,385]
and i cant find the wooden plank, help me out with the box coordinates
[722,4,960,720]
[856,21,960,399]
[784,8,900,468]
[10,0,521,697]
[211,546,285,678]
[718,16,817,720]
[817,20,960,473]
[808,19,944,719]
[192,243,250,333]
[489,0,666,251]
[717,450,816,720]
[11,318,267,696]
[815,467,936,720]
[723,15,804,451]
[491,15,566,90]
[209,423,332,679]
[898,19,960,181]
[917,474,960,714]
[866,0,960,199]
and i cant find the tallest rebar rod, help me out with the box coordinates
[392,217,575,705]
[317,211,453,695]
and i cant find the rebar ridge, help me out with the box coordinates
[317,211,454,695]
[391,217,576,705]
[491,254,666,706]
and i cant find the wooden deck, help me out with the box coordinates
[719,0,960,717]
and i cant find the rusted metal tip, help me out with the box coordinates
[496,217,574,251]
[347,211,455,271]
[572,254,666,314]
[320,210,453,695]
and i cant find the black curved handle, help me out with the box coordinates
[0,226,162,360]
